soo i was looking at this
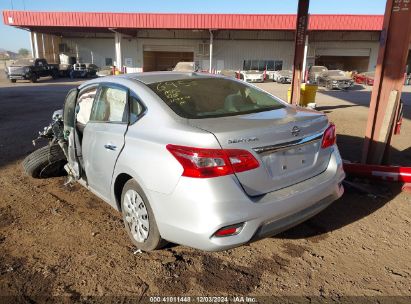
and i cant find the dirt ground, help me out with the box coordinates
[0,72,410,302]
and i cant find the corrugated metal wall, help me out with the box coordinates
[3,10,384,31]
[61,38,115,67]
[308,41,379,71]
[213,40,294,71]
[61,30,381,71]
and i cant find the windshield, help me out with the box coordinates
[148,78,286,119]
[327,70,345,76]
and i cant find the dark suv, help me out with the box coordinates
[6,58,59,83]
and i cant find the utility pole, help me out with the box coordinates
[362,0,411,164]
[290,0,310,105]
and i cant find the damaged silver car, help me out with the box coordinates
[317,70,354,90]
[23,72,345,251]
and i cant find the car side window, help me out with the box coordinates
[129,94,145,124]
[90,86,128,123]
[76,87,98,126]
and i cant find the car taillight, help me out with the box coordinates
[321,123,336,149]
[166,144,259,178]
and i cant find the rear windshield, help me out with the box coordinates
[147,78,286,119]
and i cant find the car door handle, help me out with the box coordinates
[104,144,117,151]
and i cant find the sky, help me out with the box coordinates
[0,0,387,52]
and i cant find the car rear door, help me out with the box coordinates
[82,84,129,202]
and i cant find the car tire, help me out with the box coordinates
[30,74,38,83]
[22,143,67,178]
[52,71,59,79]
[10,79,16,83]
[121,179,167,251]
[326,82,333,90]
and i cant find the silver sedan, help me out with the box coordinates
[29,72,345,251]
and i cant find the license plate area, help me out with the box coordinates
[262,141,320,179]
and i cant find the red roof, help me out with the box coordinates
[2,10,383,31]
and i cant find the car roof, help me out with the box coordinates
[119,71,217,84]
[78,72,228,90]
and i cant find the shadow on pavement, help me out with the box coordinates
[316,104,360,113]
[319,89,411,119]
[276,133,409,241]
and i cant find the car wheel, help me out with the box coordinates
[121,179,167,251]
[30,74,38,83]
[326,82,333,90]
[22,143,67,178]
[280,78,286,84]
[10,79,16,83]
[52,71,59,79]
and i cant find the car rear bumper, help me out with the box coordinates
[331,82,353,89]
[149,146,345,251]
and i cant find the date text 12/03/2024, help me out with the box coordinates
[149,296,257,303]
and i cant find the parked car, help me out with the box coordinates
[219,69,237,78]
[354,71,375,86]
[317,70,354,90]
[70,63,99,78]
[272,70,293,83]
[308,65,328,84]
[6,58,59,83]
[59,63,73,77]
[23,73,345,251]
[239,70,265,82]
[172,62,199,72]
[96,66,115,77]
[58,53,77,77]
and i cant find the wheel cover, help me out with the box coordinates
[123,190,150,242]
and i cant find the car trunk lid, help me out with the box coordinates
[189,106,331,196]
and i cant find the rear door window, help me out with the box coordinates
[129,94,146,124]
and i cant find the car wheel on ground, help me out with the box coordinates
[10,79,16,83]
[52,71,59,79]
[22,143,67,178]
[30,74,38,83]
[121,179,167,251]
[326,81,333,90]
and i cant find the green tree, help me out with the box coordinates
[18,48,30,57]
